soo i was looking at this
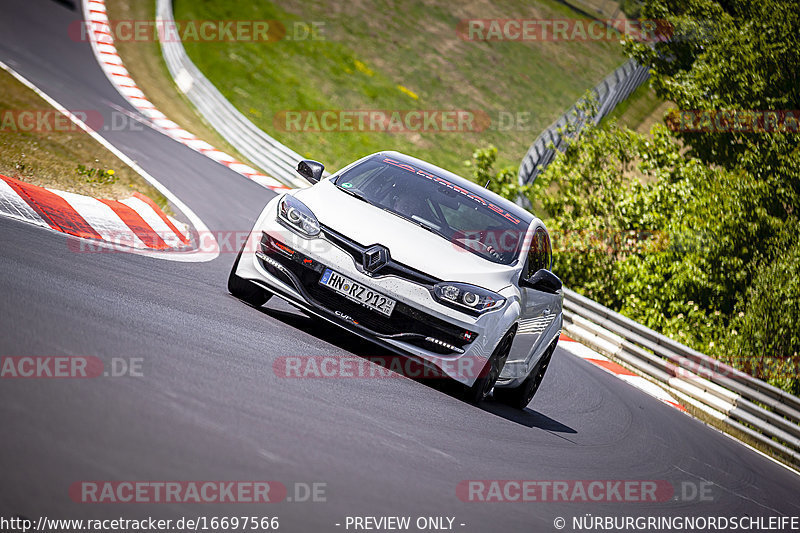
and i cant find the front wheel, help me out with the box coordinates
[464,329,515,404]
[228,240,272,307]
[495,339,558,410]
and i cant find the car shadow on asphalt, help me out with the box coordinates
[479,403,577,433]
[258,304,395,357]
[47,0,76,11]
[257,302,577,434]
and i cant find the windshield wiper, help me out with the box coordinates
[406,217,449,240]
[409,218,436,233]
[337,186,370,203]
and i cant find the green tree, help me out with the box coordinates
[625,0,800,217]
[466,0,800,393]
[527,117,796,392]
[728,219,800,395]
[463,145,530,201]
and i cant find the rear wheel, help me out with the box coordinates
[228,241,272,307]
[464,329,515,404]
[495,339,557,410]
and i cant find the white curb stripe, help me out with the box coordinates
[0,60,218,262]
[120,196,185,249]
[560,336,686,411]
[49,189,146,249]
[0,179,49,227]
[0,173,194,253]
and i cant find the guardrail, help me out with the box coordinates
[518,59,650,188]
[155,0,309,189]
[562,288,800,467]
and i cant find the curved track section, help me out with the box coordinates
[1,1,799,529]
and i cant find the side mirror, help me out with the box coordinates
[296,160,324,184]
[521,269,562,294]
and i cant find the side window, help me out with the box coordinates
[543,230,552,271]
[525,227,552,278]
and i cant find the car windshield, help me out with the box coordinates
[333,156,529,265]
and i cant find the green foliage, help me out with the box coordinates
[532,121,651,304]
[464,145,530,201]
[618,0,643,18]
[175,0,626,173]
[528,116,797,393]
[728,219,800,395]
[75,165,118,185]
[625,0,800,216]
[514,0,800,394]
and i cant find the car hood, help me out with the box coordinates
[294,179,519,291]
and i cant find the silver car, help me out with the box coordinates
[229,152,562,408]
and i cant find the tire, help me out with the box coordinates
[228,241,272,307]
[464,329,515,405]
[495,339,557,410]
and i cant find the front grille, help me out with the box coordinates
[320,225,441,287]
[258,234,476,353]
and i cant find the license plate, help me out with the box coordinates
[319,269,396,317]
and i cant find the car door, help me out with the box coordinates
[507,225,561,370]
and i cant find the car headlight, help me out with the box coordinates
[432,282,505,315]
[277,195,320,237]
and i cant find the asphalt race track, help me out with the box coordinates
[1,1,800,530]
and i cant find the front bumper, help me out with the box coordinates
[235,210,517,386]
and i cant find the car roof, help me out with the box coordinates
[370,151,535,225]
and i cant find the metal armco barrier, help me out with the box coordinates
[518,59,650,188]
[156,0,310,189]
[562,288,800,468]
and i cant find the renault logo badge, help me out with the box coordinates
[362,245,389,274]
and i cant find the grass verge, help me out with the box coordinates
[603,82,673,133]
[106,0,628,176]
[175,0,627,173]
[0,68,171,213]
[104,0,264,175]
